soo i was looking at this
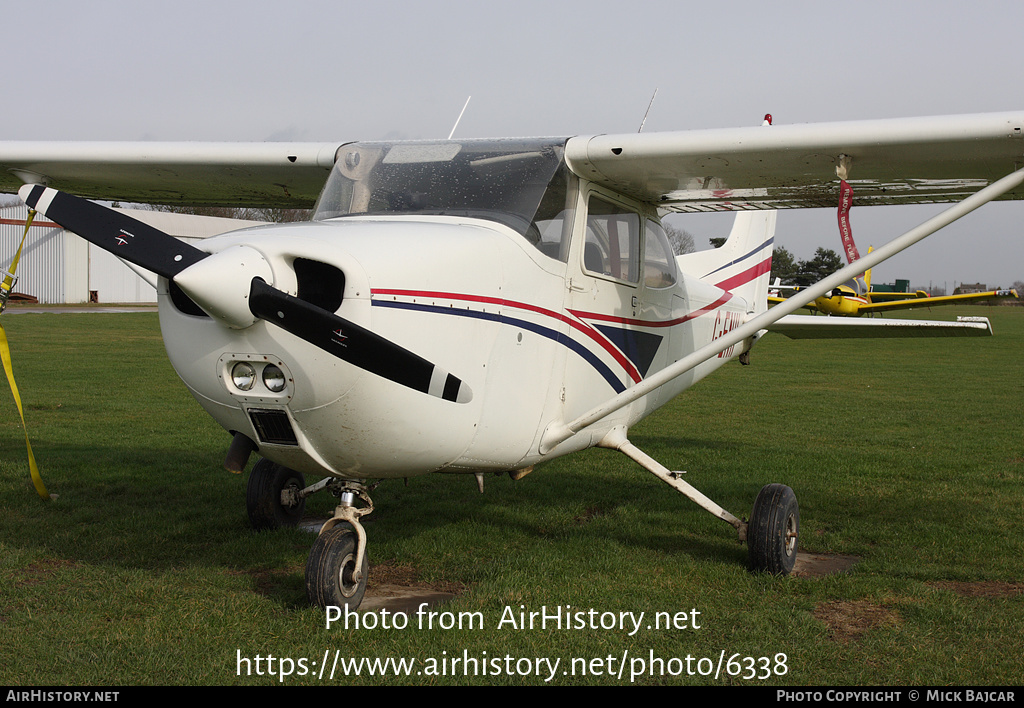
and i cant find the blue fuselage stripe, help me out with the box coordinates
[372,299,627,393]
[701,236,775,279]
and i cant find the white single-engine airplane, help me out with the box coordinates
[2,111,1023,610]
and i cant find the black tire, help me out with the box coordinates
[306,523,368,611]
[747,483,799,575]
[246,458,306,531]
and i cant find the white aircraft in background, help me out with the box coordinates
[2,110,1022,610]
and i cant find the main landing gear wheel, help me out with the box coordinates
[747,483,799,575]
[306,523,368,610]
[246,459,306,531]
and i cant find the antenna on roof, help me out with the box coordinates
[448,96,472,140]
[638,89,658,133]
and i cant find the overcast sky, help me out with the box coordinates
[5,0,1023,290]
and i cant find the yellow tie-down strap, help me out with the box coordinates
[1,208,32,312]
[1,209,52,501]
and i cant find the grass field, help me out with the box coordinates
[0,306,1021,686]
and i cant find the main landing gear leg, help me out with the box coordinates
[306,481,374,611]
[598,426,798,575]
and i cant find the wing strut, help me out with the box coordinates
[540,166,1024,454]
[598,426,747,539]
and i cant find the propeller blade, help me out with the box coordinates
[18,184,208,279]
[18,185,472,403]
[249,278,472,403]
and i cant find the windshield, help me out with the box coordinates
[313,138,571,252]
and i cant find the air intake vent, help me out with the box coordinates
[295,258,345,312]
[248,409,299,446]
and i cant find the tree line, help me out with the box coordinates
[769,245,843,286]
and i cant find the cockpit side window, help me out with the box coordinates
[528,166,574,262]
[583,196,640,284]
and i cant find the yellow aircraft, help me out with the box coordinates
[768,250,1018,316]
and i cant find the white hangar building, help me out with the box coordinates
[0,204,266,304]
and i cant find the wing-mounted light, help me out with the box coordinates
[17,186,473,403]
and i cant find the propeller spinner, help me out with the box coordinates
[17,185,472,404]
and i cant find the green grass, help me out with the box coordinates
[0,307,1022,685]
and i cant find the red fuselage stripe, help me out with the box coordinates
[713,255,773,292]
[373,288,642,381]
[569,292,734,329]
[371,288,735,384]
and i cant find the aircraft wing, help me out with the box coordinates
[564,112,1024,211]
[768,293,824,313]
[858,289,1018,313]
[4,112,1023,211]
[766,314,993,338]
[0,141,345,207]
[865,290,930,301]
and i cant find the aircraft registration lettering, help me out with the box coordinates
[712,310,742,358]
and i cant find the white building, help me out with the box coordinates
[0,204,266,304]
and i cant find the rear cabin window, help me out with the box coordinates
[643,219,678,289]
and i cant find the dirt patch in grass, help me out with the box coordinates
[359,561,464,614]
[232,560,465,611]
[574,505,605,525]
[12,559,81,588]
[239,567,299,597]
[368,561,466,597]
[793,552,859,578]
[368,561,421,589]
[814,600,900,644]
[928,580,1024,598]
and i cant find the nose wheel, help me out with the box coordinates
[305,481,374,611]
[306,522,368,610]
[747,483,799,575]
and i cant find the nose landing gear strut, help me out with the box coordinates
[305,480,375,611]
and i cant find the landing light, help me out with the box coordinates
[263,364,287,393]
[232,362,257,391]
